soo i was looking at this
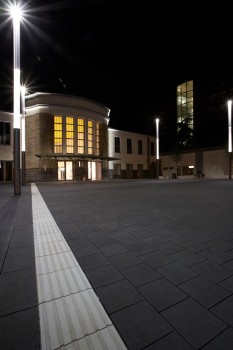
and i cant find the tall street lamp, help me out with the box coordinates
[228,100,232,180]
[10,4,22,194]
[21,85,26,185]
[155,118,160,179]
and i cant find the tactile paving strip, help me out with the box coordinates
[31,183,127,350]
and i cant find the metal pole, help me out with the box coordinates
[156,118,159,179]
[12,5,21,194]
[228,100,232,180]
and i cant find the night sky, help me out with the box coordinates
[0,0,232,135]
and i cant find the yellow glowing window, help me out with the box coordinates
[54,116,62,153]
[96,122,100,155]
[66,116,74,153]
[88,120,94,154]
[78,118,85,154]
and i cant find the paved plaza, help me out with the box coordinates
[1,179,233,349]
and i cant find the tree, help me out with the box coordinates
[177,114,194,149]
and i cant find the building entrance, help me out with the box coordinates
[58,161,73,180]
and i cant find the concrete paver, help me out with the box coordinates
[1,179,233,349]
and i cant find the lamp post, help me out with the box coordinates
[156,118,160,179]
[11,4,22,194]
[21,85,26,185]
[228,100,232,180]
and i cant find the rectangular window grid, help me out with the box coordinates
[88,120,94,155]
[96,122,100,155]
[54,116,63,153]
[66,116,74,153]
[78,118,85,154]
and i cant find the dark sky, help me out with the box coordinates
[0,0,232,135]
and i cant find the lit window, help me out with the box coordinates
[96,122,100,155]
[66,117,74,153]
[88,120,94,154]
[177,80,194,126]
[54,116,62,153]
[78,118,85,154]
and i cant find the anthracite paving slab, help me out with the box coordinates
[140,250,175,268]
[154,241,184,255]
[96,279,144,313]
[114,233,138,246]
[111,300,173,350]
[77,252,111,271]
[219,275,233,293]
[211,295,233,327]
[0,268,38,316]
[84,264,124,288]
[201,327,233,350]
[0,307,40,350]
[62,230,86,240]
[170,249,206,267]
[191,260,233,283]
[138,278,188,311]
[66,237,94,249]
[9,233,34,249]
[142,235,169,246]
[127,241,156,256]
[108,251,142,269]
[162,297,227,349]
[120,263,161,286]
[0,242,8,261]
[71,243,100,258]
[144,331,193,350]
[35,179,233,350]
[222,259,233,271]
[2,246,36,273]
[99,243,128,256]
[179,275,231,308]
[198,248,233,264]
[88,236,118,247]
[156,262,197,285]
[179,239,214,253]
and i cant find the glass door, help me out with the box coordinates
[58,161,73,180]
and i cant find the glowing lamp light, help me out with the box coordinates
[228,100,232,153]
[156,118,159,160]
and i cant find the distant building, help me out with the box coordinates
[108,128,157,179]
[25,92,111,182]
[0,90,232,183]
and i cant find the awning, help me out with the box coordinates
[35,154,120,161]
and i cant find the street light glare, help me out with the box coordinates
[9,3,23,22]
[21,85,27,96]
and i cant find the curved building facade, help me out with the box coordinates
[25,93,110,182]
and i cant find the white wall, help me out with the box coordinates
[203,149,229,178]
[108,128,156,171]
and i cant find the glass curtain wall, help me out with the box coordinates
[177,80,194,129]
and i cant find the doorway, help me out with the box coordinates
[58,161,73,180]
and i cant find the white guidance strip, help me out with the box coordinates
[31,183,127,350]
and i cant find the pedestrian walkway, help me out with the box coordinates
[1,179,233,349]
[31,183,127,349]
